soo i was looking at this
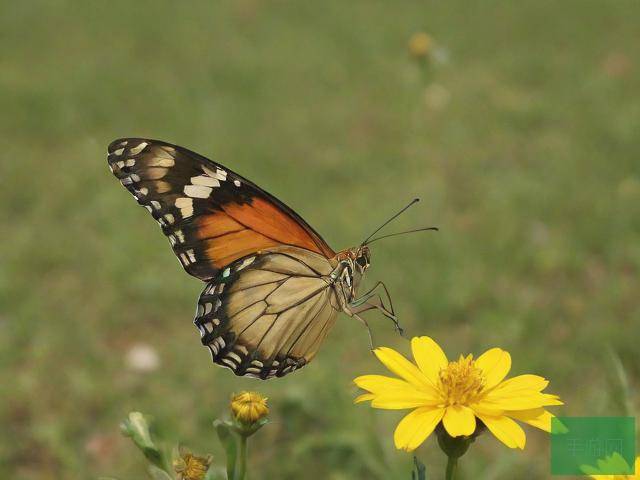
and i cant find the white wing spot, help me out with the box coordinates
[234,180,241,187]
[175,197,194,218]
[227,352,242,363]
[222,358,237,368]
[150,200,161,210]
[130,142,148,155]
[184,184,212,198]
[124,158,136,167]
[238,256,255,270]
[190,175,221,188]
[187,249,196,262]
[113,148,124,156]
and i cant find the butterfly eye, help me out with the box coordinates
[356,256,368,269]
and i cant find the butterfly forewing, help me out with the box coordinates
[194,246,339,378]
[107,138,334,281]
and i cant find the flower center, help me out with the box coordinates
[438,354,485,406]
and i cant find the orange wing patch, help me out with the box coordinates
[205,229,279,268]
[223,198,332,255]
[195,198,334,269]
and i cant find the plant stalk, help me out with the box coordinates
[445,455,458,480]
[235,434,248,480]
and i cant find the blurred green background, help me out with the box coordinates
[2,1,639,478]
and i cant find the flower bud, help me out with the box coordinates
[230,391,269,425]
[408,32,433,59]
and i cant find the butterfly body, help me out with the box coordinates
[108,138,393,379]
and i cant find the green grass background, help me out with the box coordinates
[2,1,639,478]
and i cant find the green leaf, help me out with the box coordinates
[148,465,174,480]
[204,466,229,480]
[214,420,237,480]
[120,412,169,472]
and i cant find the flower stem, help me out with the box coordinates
[445,455,458,480]
[235,434,248,480]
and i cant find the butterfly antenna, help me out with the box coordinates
[361,198,421,246]
[365,227,439,245]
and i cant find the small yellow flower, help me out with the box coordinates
[354,336,563,451]
[408,32,433,59]
[173,448,212,480]
[231,391,269,424]
[582,453,639,479]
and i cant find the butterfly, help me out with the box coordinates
[108,138,434,379]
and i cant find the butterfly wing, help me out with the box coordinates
[194,246,340,378]
[107,138,335,280]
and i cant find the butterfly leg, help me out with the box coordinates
[349,281,404,336]
[351,312,375,350]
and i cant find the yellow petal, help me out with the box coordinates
[476,413,526,449]
[442,405,476,437]
[469,401,504,416]
[371,392,438,410]
[492,374,549,394]
[411,336,448,386]
[354,393,375,403]
[373,347,431,389]
[508,408,554,432]
[475,348,511,390]
[481,391,562,411]
[354,374,414,393]
[393,407,445,452]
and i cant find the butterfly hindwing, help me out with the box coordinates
[194,246,339,378]
[107,138,334,281]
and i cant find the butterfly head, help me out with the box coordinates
[354,245,371,274]
[333,245,371,300]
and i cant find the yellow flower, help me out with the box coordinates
[582,453,639,479]
[408,32,433,58]
[173,448,212,480]
[231,391,269,424]
[354,336,563,451]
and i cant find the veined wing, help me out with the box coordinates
[194,246,340,379]
[107,138,335,281]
